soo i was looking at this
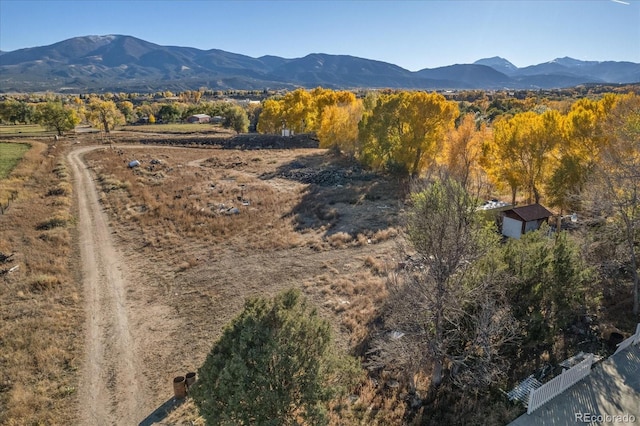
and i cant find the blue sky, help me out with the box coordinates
[1,0,638,70]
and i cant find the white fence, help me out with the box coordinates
[527,353,594,414]
[613,323,640,355]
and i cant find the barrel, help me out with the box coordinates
[185,372,196,388]
[173,376,187,399]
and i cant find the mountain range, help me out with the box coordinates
[1,35,638,93]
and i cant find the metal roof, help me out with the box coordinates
[508,204,553,222]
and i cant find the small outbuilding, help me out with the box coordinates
[501,203,553,239]
[186,114,211,124]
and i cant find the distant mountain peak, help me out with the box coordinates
[548,57,601,67]
[86,34,118,42]
[0,35,638,92]
[473,57,518,75]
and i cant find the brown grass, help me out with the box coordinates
[0,137,401,424]
[81,143,403,421]
[0,134,411,424]
[0,140,81,425]
[85,147,309,253]
[122,123,234,135]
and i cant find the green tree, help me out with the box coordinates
[358,93,402,172]
[0,99,19,124]
[191,289,360,425]
[157,103,183,123]
[117,101,135,124]
[0,99,35,124]
[223,104,250,134]
[35,101,80,136]
[502,228,592,340]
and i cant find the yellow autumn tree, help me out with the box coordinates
[257,88,358,135]
[86,98,125,133]
[483,110,562,204]
[359,91,458,177]
[317,99,363,157]
[546,94,616,211]
[442,113,491,191]
[281,88,315,134]
[310,87,357,133]
[257,98,283,134]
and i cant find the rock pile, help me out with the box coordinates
[279,167,372,186]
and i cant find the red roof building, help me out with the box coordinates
[501,203,553,239]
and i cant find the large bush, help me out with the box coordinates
[191,289,359,425]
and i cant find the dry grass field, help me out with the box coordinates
[0,124,52,137]
[0,140,82,425]
[78,140,405,422]
[0,129,408,425]
[122,123,235,135]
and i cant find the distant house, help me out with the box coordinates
[186,114,211,124]
[478,199,512,218]
[501,203,553,239]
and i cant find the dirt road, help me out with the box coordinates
[68,146,146,425]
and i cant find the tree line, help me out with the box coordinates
[255,88,638,211]
[0,94,253,135]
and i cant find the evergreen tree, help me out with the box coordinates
[191,289,359,425]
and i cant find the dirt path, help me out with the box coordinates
[69,146,146,425]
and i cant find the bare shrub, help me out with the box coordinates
[52,162,68,179]
[364,255,387,276]
[327,232,353,248]
[30,274,61,292]
[355,233,369,246]
[370,227,398,243]
[46,182,72,197]
[36,215,67,230]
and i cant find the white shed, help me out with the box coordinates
[501,204,553,239]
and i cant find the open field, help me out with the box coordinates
[76,141,403,423]
[2,133,404,424]
[0,132,403,424]
[122,123,235,135]
[0,142,30,179]
[0,124,52,136]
